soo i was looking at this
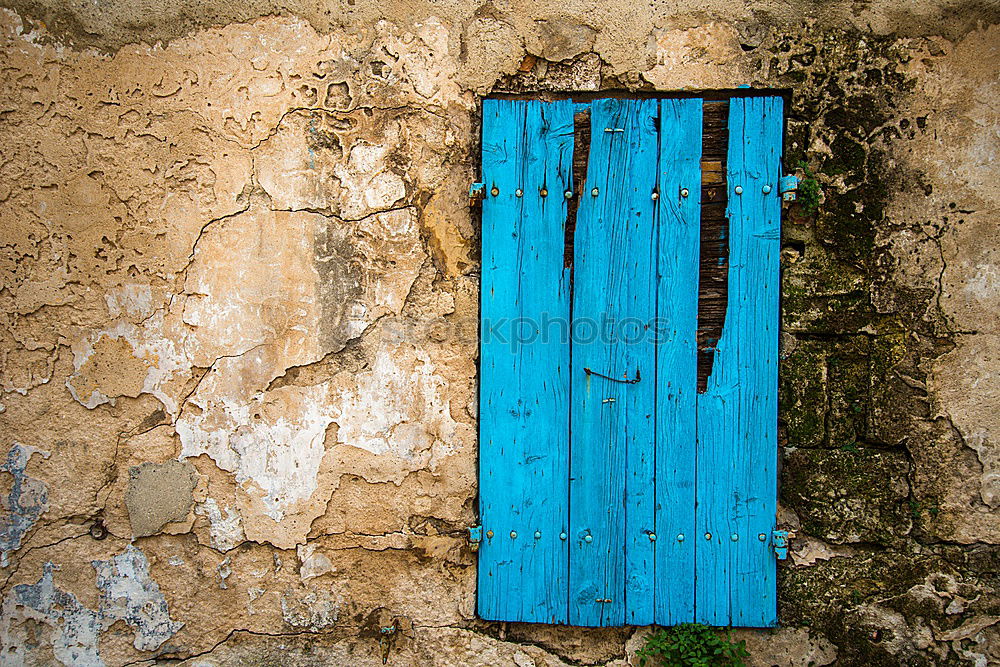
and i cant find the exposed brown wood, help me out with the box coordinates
[564,109,590,269]
[698,100,729,393]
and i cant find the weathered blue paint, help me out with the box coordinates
[695,96,782,627]
[569,98,659,627]
[653,97,703,625]
[478,98,574,623]
[478,95,782,628]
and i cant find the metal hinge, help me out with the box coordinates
[772,529,794,560]
[468,525,483,552]
[779,175,799,202]
[468,182,485,206]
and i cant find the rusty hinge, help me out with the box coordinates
[779,175,799,202]
[468,182,485,207]
[772,529,795,559]
[379,621,397,664]
[468,525,483,552]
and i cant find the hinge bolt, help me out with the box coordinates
[491,186,500,196]
[762,184,772,194]
[510,531,517,539]
[540,188,548,197]
[734,185,743,195]
[680,188,689,198]
[584,535,593,543]
[515,188,523,197]
[534,531,542,539]
[591,187,599,197]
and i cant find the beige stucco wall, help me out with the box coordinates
[0,2,998,664]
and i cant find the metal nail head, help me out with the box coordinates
[540,188,548,197]
[486,530,494,539]
[677,533,685,542]
[564,190,573,199]
[731,533,739,542]
[651,191,659,200]
[534,531,542,539]
[515,188,523,197]
[560,532,568,540]
[491,186,500,196]
[758,533,767,541]
[680,188,689,198]
[584,535,593,543]
[591,187,599,196]
[705,532,713,540]
[734,185,744,195]
[762,184,772,194]
[648,533,657,542]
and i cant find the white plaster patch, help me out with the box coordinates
[280,588,342,630]
[66,316,189,415]
[335,139,407,220]
[196,497,246,551]
[330,341,460,468]
[105,283,154,320]
[962,264,999,301]
[0,563,103,666]
[297,543,334,582]
[1,547,182,666]
[92,545,185,652]
[178,383,335,521]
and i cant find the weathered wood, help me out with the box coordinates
[569,98,658,627]
[478,95,782,628]
[564,109,591,269]
[698,101,729,393]
[650,97,702,625]
[695,96,782,627]
[478,98,573,623]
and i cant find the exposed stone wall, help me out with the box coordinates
[0,3,997,665]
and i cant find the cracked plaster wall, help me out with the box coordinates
[0,2,998,665]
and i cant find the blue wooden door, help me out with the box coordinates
[478,95,782,627]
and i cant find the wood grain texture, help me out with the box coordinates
[653,97,702,625]
[698,101,730,393]
[695,96,782,627]
[478,98,574,623]
[478,95,782,627]
[569,98,658,627]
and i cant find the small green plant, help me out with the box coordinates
[797,161,821,216]
[637,624,750,667]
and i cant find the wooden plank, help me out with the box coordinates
[569,98,659,627]
[478,98,574,623]
[652,97,702,625]
[695,96,782,627]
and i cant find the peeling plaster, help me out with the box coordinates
[1,547,182,666]
[92,545,185,652]
[1,563,103,666]
[0,442,50,567]
[195,497,246,551]
[1,4,999,665]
